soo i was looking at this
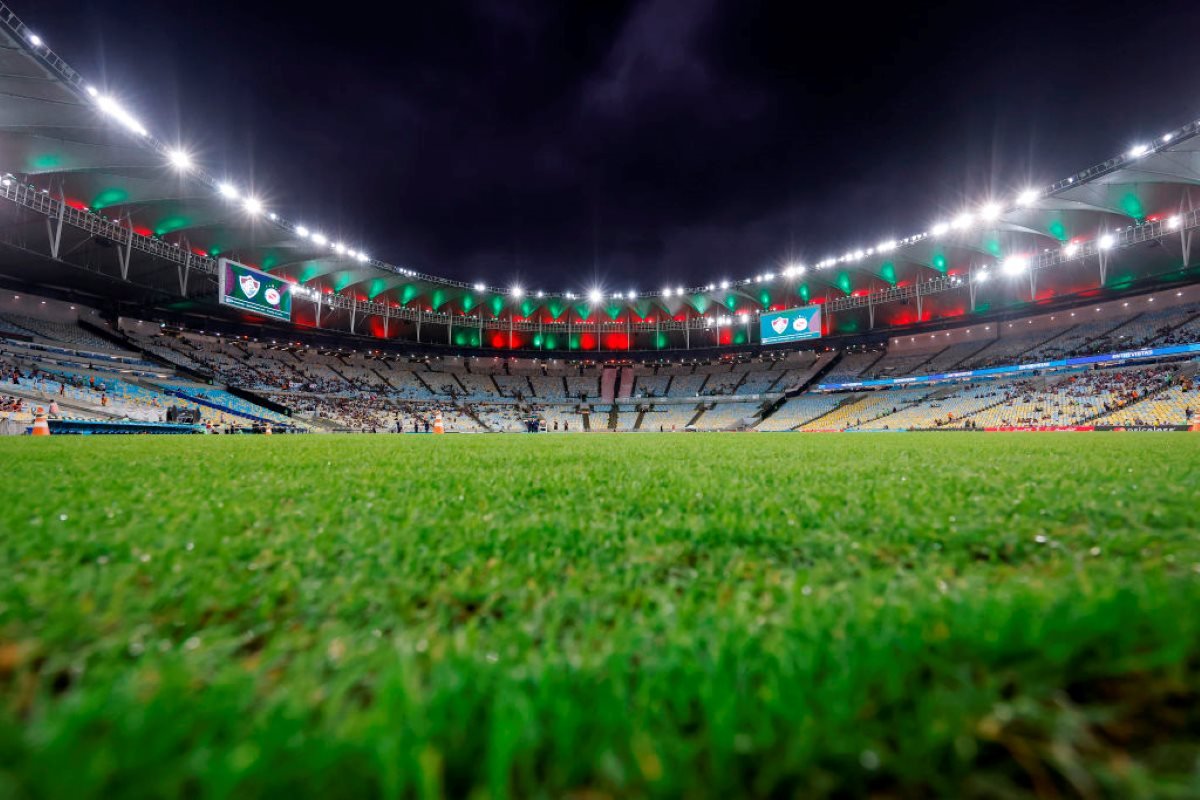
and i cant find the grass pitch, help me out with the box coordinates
[1,432,1199,798]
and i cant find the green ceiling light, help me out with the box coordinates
[723,294,737,311]
[153,215,192,236]
[488,295,504,316]
[367,278,390,300]
[532,333,544,348]
[984,237,1002,257]
[297,263,326,283]
[91,187,128,209]
[835,271,853,295]
[569,334,581,350]
[655,332,668,349]
[879,261,897,286]
[1047,220,1067,242]
[462,294,477,312]
[400,284,420,305]
[604,302,623,321]
[931,252,948,273]
[573,302,593,321]
[30,153,61,170]
[690,294,710,315]
[757,289,770,307]
[543,333,559,349]
[333,274,354,292]
[798,284,810,303]
[520,298,537,317]
[733,330,747,345]
[1119,192,1145,221]
[431,289,448,310]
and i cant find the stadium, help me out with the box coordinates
[1,2,1199,797]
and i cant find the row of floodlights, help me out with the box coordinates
[18,25,1187,300]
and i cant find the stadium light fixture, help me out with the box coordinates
[931,222,949,236]
[168,149,192,171]
[1017,189,1039,207]
[979,202,1002,221]
[95,95,149,137]
[662,287,673,297]
[243,197,263,215]
[951,213,974,230]
[719,280,730,289]
[1098,234,1115,249]
[1166,215,1181,230]
[217,182,238,200]
[1002,255,1029,275]
[675,286,684,296]
[536,290,544,298]
[473,282,486,292]
[975,270,990,283]
[1128,144,1149,158]
[588,288,603,304]
[627,291,636,300]
[763,272,775,281]
[510,285,524,298]
[296,225,310,238]
[1063,242,1079,257]
[355,251,368,262]
[312,233,327,245]
[28,33,42,47]
[877,240,896,252]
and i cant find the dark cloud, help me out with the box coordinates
[28,0,1200,291]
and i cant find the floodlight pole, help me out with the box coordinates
[315,294,322,328]
[447,314,453,345]
[685,311,690,350]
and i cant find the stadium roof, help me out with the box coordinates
[2,3,1200,347]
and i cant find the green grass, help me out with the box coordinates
[2,433,1200,798]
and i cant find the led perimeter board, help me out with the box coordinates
[218,259,292,322]
[760,305,822,344]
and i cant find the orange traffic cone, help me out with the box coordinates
[30,408,50,436]
[433,411,445,434]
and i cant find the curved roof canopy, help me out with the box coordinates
[2,4,1200,343]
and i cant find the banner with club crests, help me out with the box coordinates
[760,305,823,344]
[218,259,293,322]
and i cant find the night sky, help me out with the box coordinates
[28,0,1200,293]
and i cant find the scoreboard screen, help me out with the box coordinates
[218,259,293,322]
[760,305,822,344]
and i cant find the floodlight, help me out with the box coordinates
[1098,234,1115,250]
[217,182,238,200]
[1016,189,1039,207]
[1002,255,1029,275]
[168,149,192,171]
[243,197,263,215]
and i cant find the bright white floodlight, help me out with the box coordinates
[979,202,1002,221]
[1062,242,1079,257]
[1017,189,1039,207]
[588,288,603,304]
[474,282,486,292]
[510,285,524,298]
[1098,234,1115,250]
[243,197,263,215]
[931,222,950,236]
[217,182,238,200]
[168,149,192,171]
[1002,255,1029,275]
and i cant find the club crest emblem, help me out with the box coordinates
[771,317,789,335]
[264,287,281,306]
[239,275,260,299]
[792,316,808,332]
